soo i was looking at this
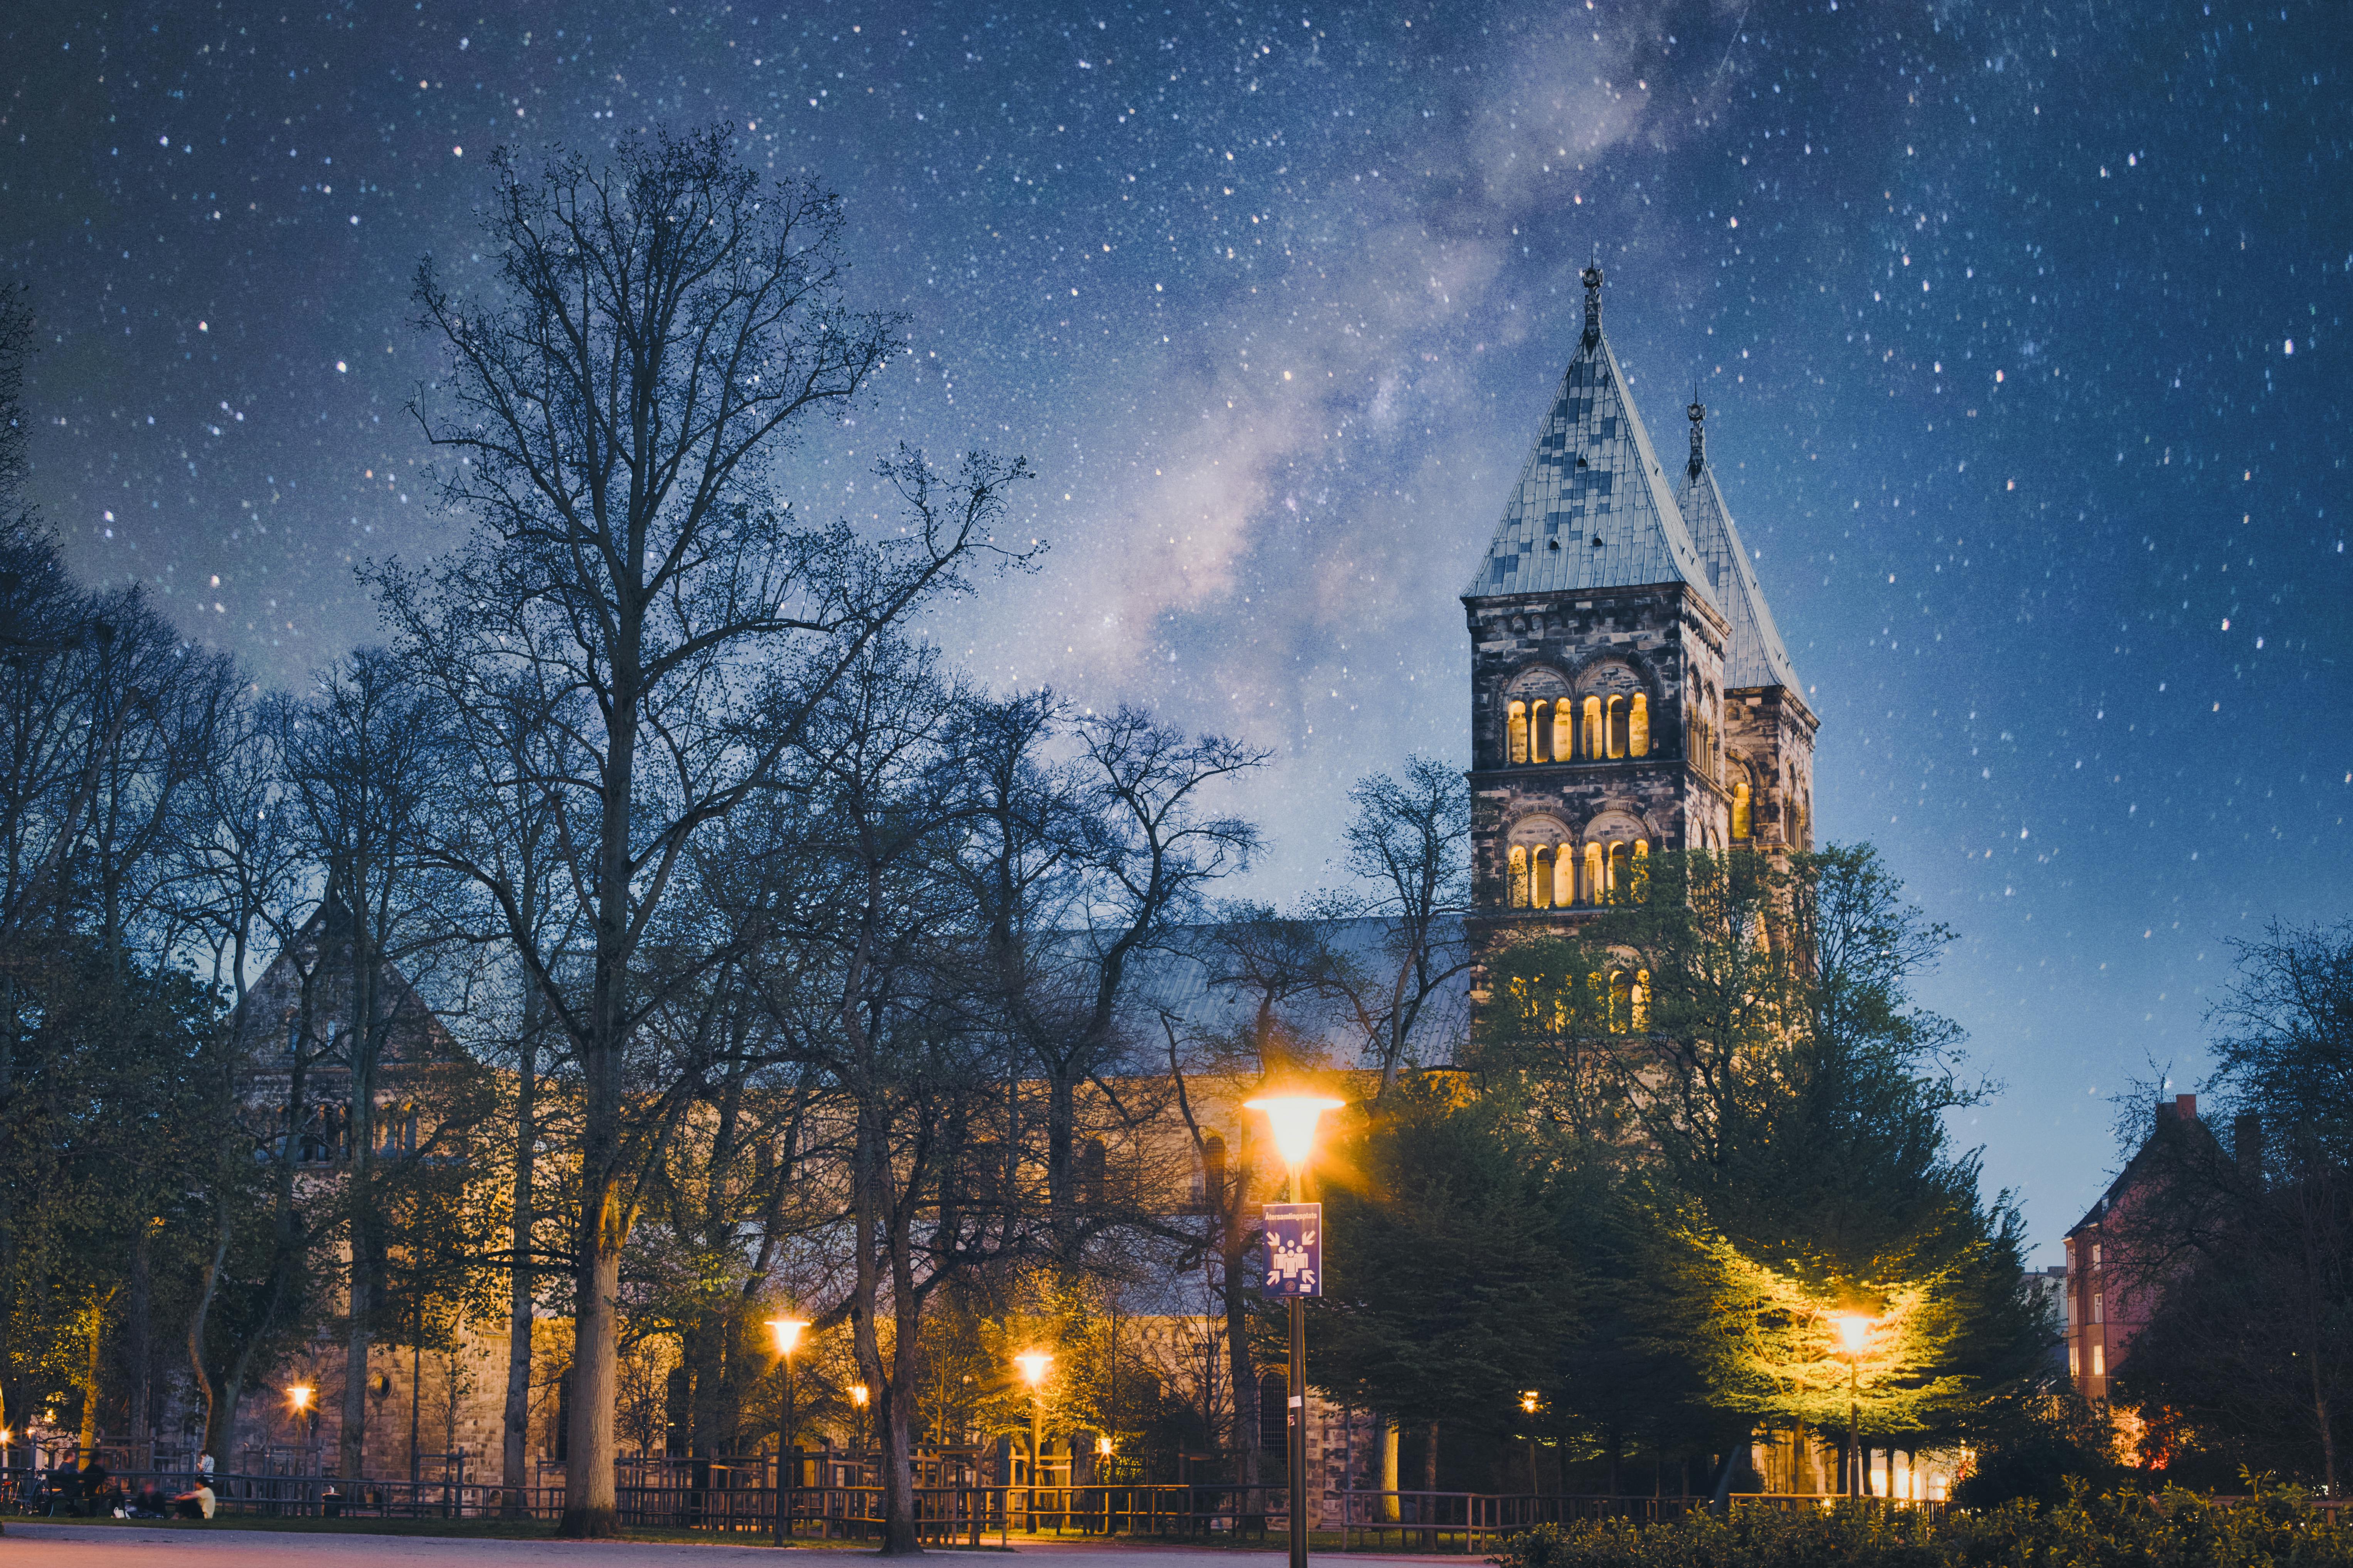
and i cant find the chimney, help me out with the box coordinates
[2176,1092,2198,1121]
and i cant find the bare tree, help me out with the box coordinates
[390,125,1026,1536]
[1336,756,1471,1096]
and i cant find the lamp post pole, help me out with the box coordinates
[1015,1353,1052,1535]
[1245,1093,1340,1568]
[769,1318,808,1547]
[1846,1358,1859,1500]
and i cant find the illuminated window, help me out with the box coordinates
[1552,843,1575,907]
[1608,970,1631,1033]
[1583,843,1604,906]
[2069,1346,2079,1377]
[1583,695,1603,760]
[1608,841,1630,898]
[1632,839,1649,902]
[2092,1293,2103,1325]
[1530,846,1554,910]
[1551,702,1574,762]
[1606,695,1626,758]
[1529,700,1550,763]
[1509,846,1530,908]
[2091,1344,2104,1377]
[1732,781,1752,840]
[1508,701,1528,764]
[1629,693,1650,757]
[1632,970,1649,1030]
[2092,1243,2102,1267]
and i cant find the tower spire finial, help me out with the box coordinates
[1580,263,1605,345]
[1686,389,1706,479]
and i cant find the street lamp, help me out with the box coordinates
[1015,1352,1052,1533]
[1244,1092,1344,1568]
[769,1317,809,1545]
[1830,1314,1875,1499]
[1520,1392,1541,1498]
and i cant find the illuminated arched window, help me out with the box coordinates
[1632,839,1650,902]
[1530,846,1554,910]
[1608,970,1632,1033]
[1632,970,1650,1031]
[1629,693,1650,757]
[1608,841,1630,900]
[1508,702,1528,764]
[1553,843,1576,909]
[1530,700,1550,763]
[1732,781,1752,840]
[1509,845,1530,908]
[1550,702,1574,763]
[1606,695,1626,759]
[1582,843,1604,907]
[1582,696,1603,760]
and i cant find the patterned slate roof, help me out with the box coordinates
[1466,278,1722,611]
[1678,407,1804,693]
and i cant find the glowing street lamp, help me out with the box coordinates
[1245,1091,1344,1568]
[1829,1314,1876,1499]
[1015,1352,1052,1532]
[1519,1392,1542,1496]
[769,1317,810,1544]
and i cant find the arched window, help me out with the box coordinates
[1608,970,1632,1033]
[1629,693,1650,757]
[1550,702,1574,762]
[1606,695,1626,759]
[1553,843,1576,909]
[1079,1138,1108,1206]
[1582,843,1604,907]
[1509,846,1530,908]
[1732,781,1752,840]
[1582,696,1603,760]
[1632,970,1651,1031]
[1608,842,1630,898]
[1198,1132,1228,1208]
[1632,839,1650,902]
[1508,701,1528,764]
[1530,846,1553,909]
[1530,700,1550,763]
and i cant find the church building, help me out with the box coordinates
[1463,266,1818,973]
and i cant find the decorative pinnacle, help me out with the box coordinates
[1686,394,1706,479]
[1580,264,1604,345]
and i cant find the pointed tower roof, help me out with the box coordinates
[1676,399,1803,692]
[1466,266,1721,611]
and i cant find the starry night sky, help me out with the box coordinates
[7,0,2349,1256]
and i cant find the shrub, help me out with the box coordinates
[1488,1481,2351,1568]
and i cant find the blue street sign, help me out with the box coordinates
[1262,1202,1324,1298]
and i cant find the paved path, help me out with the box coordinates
[0,1523,1463,1568]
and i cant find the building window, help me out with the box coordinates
[1583,843,1604,907]
[1608,970,1631,1033]
[2069,1346,2079,1376]
[1508,701,1528,764]
[1551,703,1574,763]
[1732,781,1752,840]
[1629,693,1650,757]
[1582,696,1603,760]
[1632,970,1650,1031]
[1632,839,1649,902]
[2091,1344,2104,1378]
[1509,846,1530,908]
[1608,841,1631,899]
[1552,844,1575,908]
[1530,846,1554,909]
[1606,695,1626,759]
[2092,1243,2102,1267]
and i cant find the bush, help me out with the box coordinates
[1487,1481,2352,1568]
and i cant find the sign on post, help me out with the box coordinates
[1262,1202,1324,1298]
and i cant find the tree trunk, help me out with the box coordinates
[1420,1421,1438,1492]
[500,1037,537,1514]
[128,1219,153,1446]
[1378,1418,1400,1523]
[559,1185,624,1536]
[1225,1235,1263,1523]
[78,1294,109,1451]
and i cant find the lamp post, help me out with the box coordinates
[1245,1092,1343,1568]
[1519,1392,1541,1498]
[1015,1352,1051,1533]
[850,1383,870,1480]
[1830,1314,1875,1499]
[769,1317,808,1545]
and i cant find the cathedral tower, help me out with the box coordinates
[1463,268,1816,964]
